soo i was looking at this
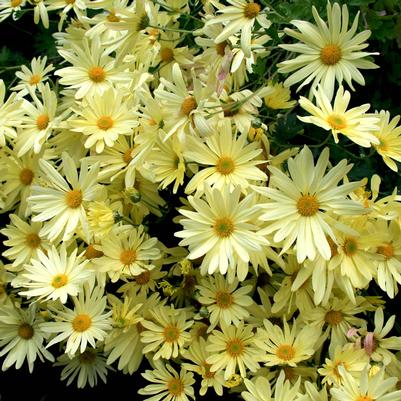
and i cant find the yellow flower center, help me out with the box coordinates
[65,189,83,208]
[88,66,106,83]
[36,114,49,130]
[215,290,234,309]
[120,249,137,265]
[276,344,295,361]
[79,350,97,364]
[72,314,92,332]
[163,325,180,343]
[327,114,347,130]
[213,217,234,238]
[297,194,319,216]
[223,101,239,117]
[356,396,373,401]
[19,168,34,185]
[123,148,133,164]
[18,323,34,339]
[134,270,151,285]
[202,362,215,379]
[216,156,235,175]
[26,233,41,249]
[376,138,387,152]
[377,243,394,259]
[324,310,343,326]
[216,41,228,56]
[243,2,260,19]
[181,96,197,116]
[226,338,245,357]
[51,274,68,289]
[167,378,184,396]
[11,0,22,7]
[85,244,104,259]
[320,44,342,65]
[29,74,41,85]
[65,0,75,4]
[160,47,174,62]
[343,238,358,256]
[97,115,114,130]
[107,12,120,22]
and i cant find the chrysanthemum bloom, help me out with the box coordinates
[372,110,401,171]
[0,304,54,372]
[16,83,60,157]
[55,347,113,389]
[1,214,50,268]
[19,244,92,304]
[206,321,262,380]
[28,152,102,241]
[298,85,379,147]
[12,56,54,97]
[184,121,267,194]
[69,87,139,153]
[278,1,378,100]
[331,367,401,401]
[255,319,320,367]
[257,146,366,263]
[93,224,161,282]
[196,274,253,331]
[318,344,369,386]
[140,305,193,360]
[182,337,225,396]
[41,286,112,356]
[0,0,26,23]
[139,361,195,401]
[0,79,24,146]
[242,370,302,401]
[262,81,297,110]
[55,36,131,99]
[207,0,271,57]
[175,185,269,281]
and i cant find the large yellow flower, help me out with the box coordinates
[278,2,378,100]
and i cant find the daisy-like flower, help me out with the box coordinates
[1,214,50,269]
[12,56,54,97]
[139,360,195,401]
[372,110,401,171]
[242,370,302,401]
[0,0,26,23]
[55,346,114,389]
[196,273,253,331]
[93,224,161,282]
[28,152,102,241]
[331,367,401,401]
[298,86,379,147]
[184,121,267,194]
[0,79,24,146]
[19,244,92,304]
[262,81,297,110]
[140,305,193,360]
[257,146,366,263]
[0,304,54,373]
[278,1,379,100]
[15,83,60,157]
[69,87,138,153]
[255,319,320,367]
[55,36,131,99]
[41,285,112,357]
[175,185,269,281]
[207,1,271,57]
[182,337,225,396]
[206,321,262,380]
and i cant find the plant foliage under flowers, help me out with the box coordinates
[1,0,401,400]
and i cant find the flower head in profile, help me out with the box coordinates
[278,1,378,100]
[298,85,379,147]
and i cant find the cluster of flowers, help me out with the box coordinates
[1,0,401,400]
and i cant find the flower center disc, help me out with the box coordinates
[19,168,34,185]
[181,96,197,116]
[36,114,49,130]
[243,2,260,19]
[26,233,41,248]
[72,314,92,332]
[85,244,104,259]
[79,350,96,364]
[51,273,68,288]
[160,47,174,62]
[167,378,184,396]
[29,74,41,85]
[320,44,342,65]
[377,243,394,259]
[120,249,137,265]
[356,396,373,401]
[297,194,319,216]
[216,42,228,56]
[213,217,234,238]
[97,115,114,130]
[324,310,343,325]
[18,323,34,339]
[215,291,234,309]
[343,238,358,256]
[88,66,106,83]
[135,270,151,285]
[216,156,235,175]
[226,338,244,357]
[276,344,295,361]
[327,114,347,130]
[163,325,180,343]
[65,189,83,208]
